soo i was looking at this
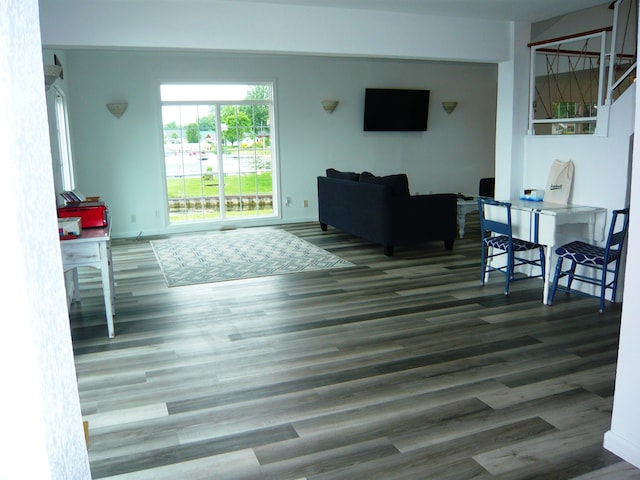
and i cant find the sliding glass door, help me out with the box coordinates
[161,84,276,223]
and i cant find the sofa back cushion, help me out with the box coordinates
[359,172,410,197]
[326,168,360,181]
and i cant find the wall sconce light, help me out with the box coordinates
[44,64,63,90]
[442,101,458,114]
[106,103,128,118]
[321,100,339,114]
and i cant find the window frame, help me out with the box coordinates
[159,82,279,224]
[53,86,75,191]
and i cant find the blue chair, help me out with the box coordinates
[549,208,630,313]
[478,198,546,295]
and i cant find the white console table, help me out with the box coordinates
[60,223,115,338]
[457,197,478,238]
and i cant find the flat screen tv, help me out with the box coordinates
[363,88,430,132]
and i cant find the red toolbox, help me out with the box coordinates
[57,205,108,228]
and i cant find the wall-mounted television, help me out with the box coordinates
[363,88,430,132]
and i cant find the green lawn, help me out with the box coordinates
[167,172,273,198]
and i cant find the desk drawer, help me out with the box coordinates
[511,209,532,241]
[61,242,101,268]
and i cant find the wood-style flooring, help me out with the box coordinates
[69,217,640,479]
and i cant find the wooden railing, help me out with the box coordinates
[168,195,273,212]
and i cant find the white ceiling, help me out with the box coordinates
[227,0,612,23]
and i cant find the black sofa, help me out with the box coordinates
[317,169,457,256]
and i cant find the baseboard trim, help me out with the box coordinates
[604,430,640,469]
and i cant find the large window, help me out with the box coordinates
[550,101,597,135]
[160,84,277,223]
[54,88,74,190]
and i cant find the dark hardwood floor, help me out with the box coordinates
[69,216,640,479]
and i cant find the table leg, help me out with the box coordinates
[71,268,81,303]
[457,211,466,238]
[99,242,115,338]
[107,240,115,306]
[542,245,553,304]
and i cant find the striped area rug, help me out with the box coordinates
[150,227,353,287]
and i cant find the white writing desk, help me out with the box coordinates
[60,223,115,338]
[500,199,607,304]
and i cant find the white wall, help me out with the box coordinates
[603,11,640,470]
[39,0,511,63]
[495,22,532,201]
[61,49,497,238]
[523,85,635,211]
[0,0,90,478]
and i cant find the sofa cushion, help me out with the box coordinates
[326,168,359,181]
[359,172,410,197]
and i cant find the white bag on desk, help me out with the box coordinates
[545,159,574,204]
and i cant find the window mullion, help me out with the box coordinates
[215,104,227,218]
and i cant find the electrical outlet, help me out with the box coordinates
[303,199,309,208]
